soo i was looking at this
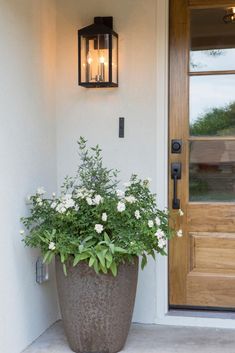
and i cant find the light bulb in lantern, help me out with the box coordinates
[87,51,93,81]
[87,52,93,65]
[98,52,105,82]
[99,55,105,64]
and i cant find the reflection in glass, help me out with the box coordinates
[189,141,235,202]
[190,8,235,72]
[190,49,235,72]
[190,75,235,136]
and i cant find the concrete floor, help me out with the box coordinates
[23,320,235,353]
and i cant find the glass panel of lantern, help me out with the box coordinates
[80,34,109,84]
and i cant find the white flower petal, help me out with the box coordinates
[49,241,56,250]
[117,202,126,212]
[102,213,107,222]
[95,224,104,234]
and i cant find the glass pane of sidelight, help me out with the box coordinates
[190,75,235,136]
[190,8,235,72]
[189,140,235,202]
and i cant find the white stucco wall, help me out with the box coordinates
[0,1,59,353]
[56,0,161,323]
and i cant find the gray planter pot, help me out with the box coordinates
[55,256,139,353]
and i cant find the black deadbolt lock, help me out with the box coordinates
[171,139,182,154]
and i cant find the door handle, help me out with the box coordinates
[171,162,181,209]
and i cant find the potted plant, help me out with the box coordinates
[21,138,180,353]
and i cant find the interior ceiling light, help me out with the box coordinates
[223,7,235,24]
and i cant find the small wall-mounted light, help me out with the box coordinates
[223,8,235,24]
[78,17,118,88]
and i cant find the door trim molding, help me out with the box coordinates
[154,0,235,328]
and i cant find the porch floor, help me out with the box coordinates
[23,320,235,353]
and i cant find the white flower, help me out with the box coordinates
[177,229,183,237]
[36,197,43,206]
[86,197,93,206]
[123,182,131,188]
[93,194,103,205]
[95,224,104,234]
[75,187,92,199]
[75,204,79,211]
[49,241,56,251]
[61,194,75,208]
[52,192,56,198]
[19,230,25,235]
[56,203,66,213]
[134,210,141,219]
[155,229,165,239]
[148,220,154,228]
[155,216,161,226]
[37,187,45,195]
[125,195,137,204]
[179,209,184,217]
[51,201,57,209]
[102,213,107,222]
[65,198,75,209]
[116,190,124,198]
[158,238,166,249]
[117,201,126,212]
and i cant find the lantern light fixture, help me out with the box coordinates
[223,7,235,24]
[78,17,118,88]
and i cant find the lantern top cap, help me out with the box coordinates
[78,16,118,36]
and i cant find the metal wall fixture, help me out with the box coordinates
[223,8,235,24]
[78,17,118,88]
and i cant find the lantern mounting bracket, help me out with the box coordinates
[94,17,113,30]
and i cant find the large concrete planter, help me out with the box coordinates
[56,256,139,353]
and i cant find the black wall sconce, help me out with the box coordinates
[78,17,118,88]
[223,8,235,24]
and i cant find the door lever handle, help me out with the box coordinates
[171,162,181,209]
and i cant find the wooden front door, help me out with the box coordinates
[169,0,235,309]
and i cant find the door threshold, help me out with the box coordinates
[168,309,235,320]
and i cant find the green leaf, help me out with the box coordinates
[39,236,48,244]
[43,251,51,263]
[100,263,108,274]
[84,235,93,242]
[47,252,54,263]
[150,249,156,260]
[78,244,84,252]
[93,259,99,274]
[110,262,117,277]
[60,253,65,263]
[105,252,113,268]
[105,252,112,262]
[97,251,105,267]
[141,253,147,270]
[89,256,95,267]
[73,252,90,266]
[114,246,127,254]
[63,264,67,276]
[109,243,115,254]
[104,233,111,243]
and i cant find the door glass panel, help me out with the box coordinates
[190,75,235,136]
[190,8,235,72]
[189,140,235,202]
